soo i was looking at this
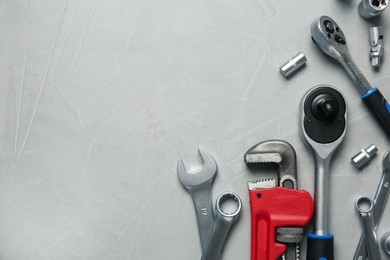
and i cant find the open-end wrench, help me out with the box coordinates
[300,85,347,260]
[245,140,314,260]
[177,149,217,251]
[355,197,381,260]
[354,152,390,260]
[201,192,242,260]
[311,15,390,136]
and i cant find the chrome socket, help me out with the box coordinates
[279,52,307,78]
[358,0,388,19]
[351,144,378,169]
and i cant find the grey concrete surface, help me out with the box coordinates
[0,0,389,259]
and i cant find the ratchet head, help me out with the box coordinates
[244,140,297,189]
[311,16,350,63]
[177,149,217,190]
[300,85,347,158]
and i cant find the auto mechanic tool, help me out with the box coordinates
[358,0,388,19]
[177,150,242,259]
[354,151,390,260]
[177,149,217,251]
[351,144,378,169]
[244,140,314,260]
[380,232,390,255]
[355,197,381,260]
[369,26,384,68]
[279,52,307,78]
[300,85,347,260]
[311,16,390,136]
[201,192,242,260]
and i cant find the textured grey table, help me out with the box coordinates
[1,0,390,259]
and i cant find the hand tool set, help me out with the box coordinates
[177,7,390,260]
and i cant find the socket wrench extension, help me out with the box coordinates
[355,197,381,260]
[311,16,390,137]
[201,192,242,260]
[354,152,390,260]
[300,85,347,260]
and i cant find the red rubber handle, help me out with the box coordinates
[249,187,314,260]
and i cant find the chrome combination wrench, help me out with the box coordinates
[300,85,347,260]
[355,197,381,260]
[311,15,390,137]
[177,149,241,259]
[354,152,390,260]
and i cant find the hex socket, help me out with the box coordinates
[279,52,307,78]
[358,0,388,19]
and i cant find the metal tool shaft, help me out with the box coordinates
[201,192,242,260]
[313,156,331,235]
[340,55,372,95]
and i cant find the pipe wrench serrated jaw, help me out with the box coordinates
[244,140,298,189]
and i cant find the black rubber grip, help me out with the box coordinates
[361,88,390,137]
[307,234,334,260]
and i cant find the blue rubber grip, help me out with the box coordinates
[361,88,390,137]
[307,233,334,260]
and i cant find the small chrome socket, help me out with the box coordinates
[358,0,388,19]
[369,27,384,68]
[351,144,378,169]
[279,52,307,78]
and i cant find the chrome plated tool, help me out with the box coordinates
[201,192,242,260]
[380,232,390,255]
[177,150,217,250]
[358,0,388,19]
[355,197,381,260]
[351,144,378,169]
[300,85,347,260]
[354,152,390,260]
[311,16,390,137]
[369,26,384,68]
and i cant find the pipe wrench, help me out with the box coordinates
[245,140,314,260]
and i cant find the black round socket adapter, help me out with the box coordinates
[323,20,334,33]
[311,94,339,121]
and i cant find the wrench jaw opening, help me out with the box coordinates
[177,149,218,189]
[244,140,298,189]
[245,140,314,260]
[177,149,218,251]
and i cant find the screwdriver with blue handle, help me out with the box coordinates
[311,15,390,137]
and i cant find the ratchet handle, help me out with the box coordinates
[307,233,334,260]
[361,87,390,136]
